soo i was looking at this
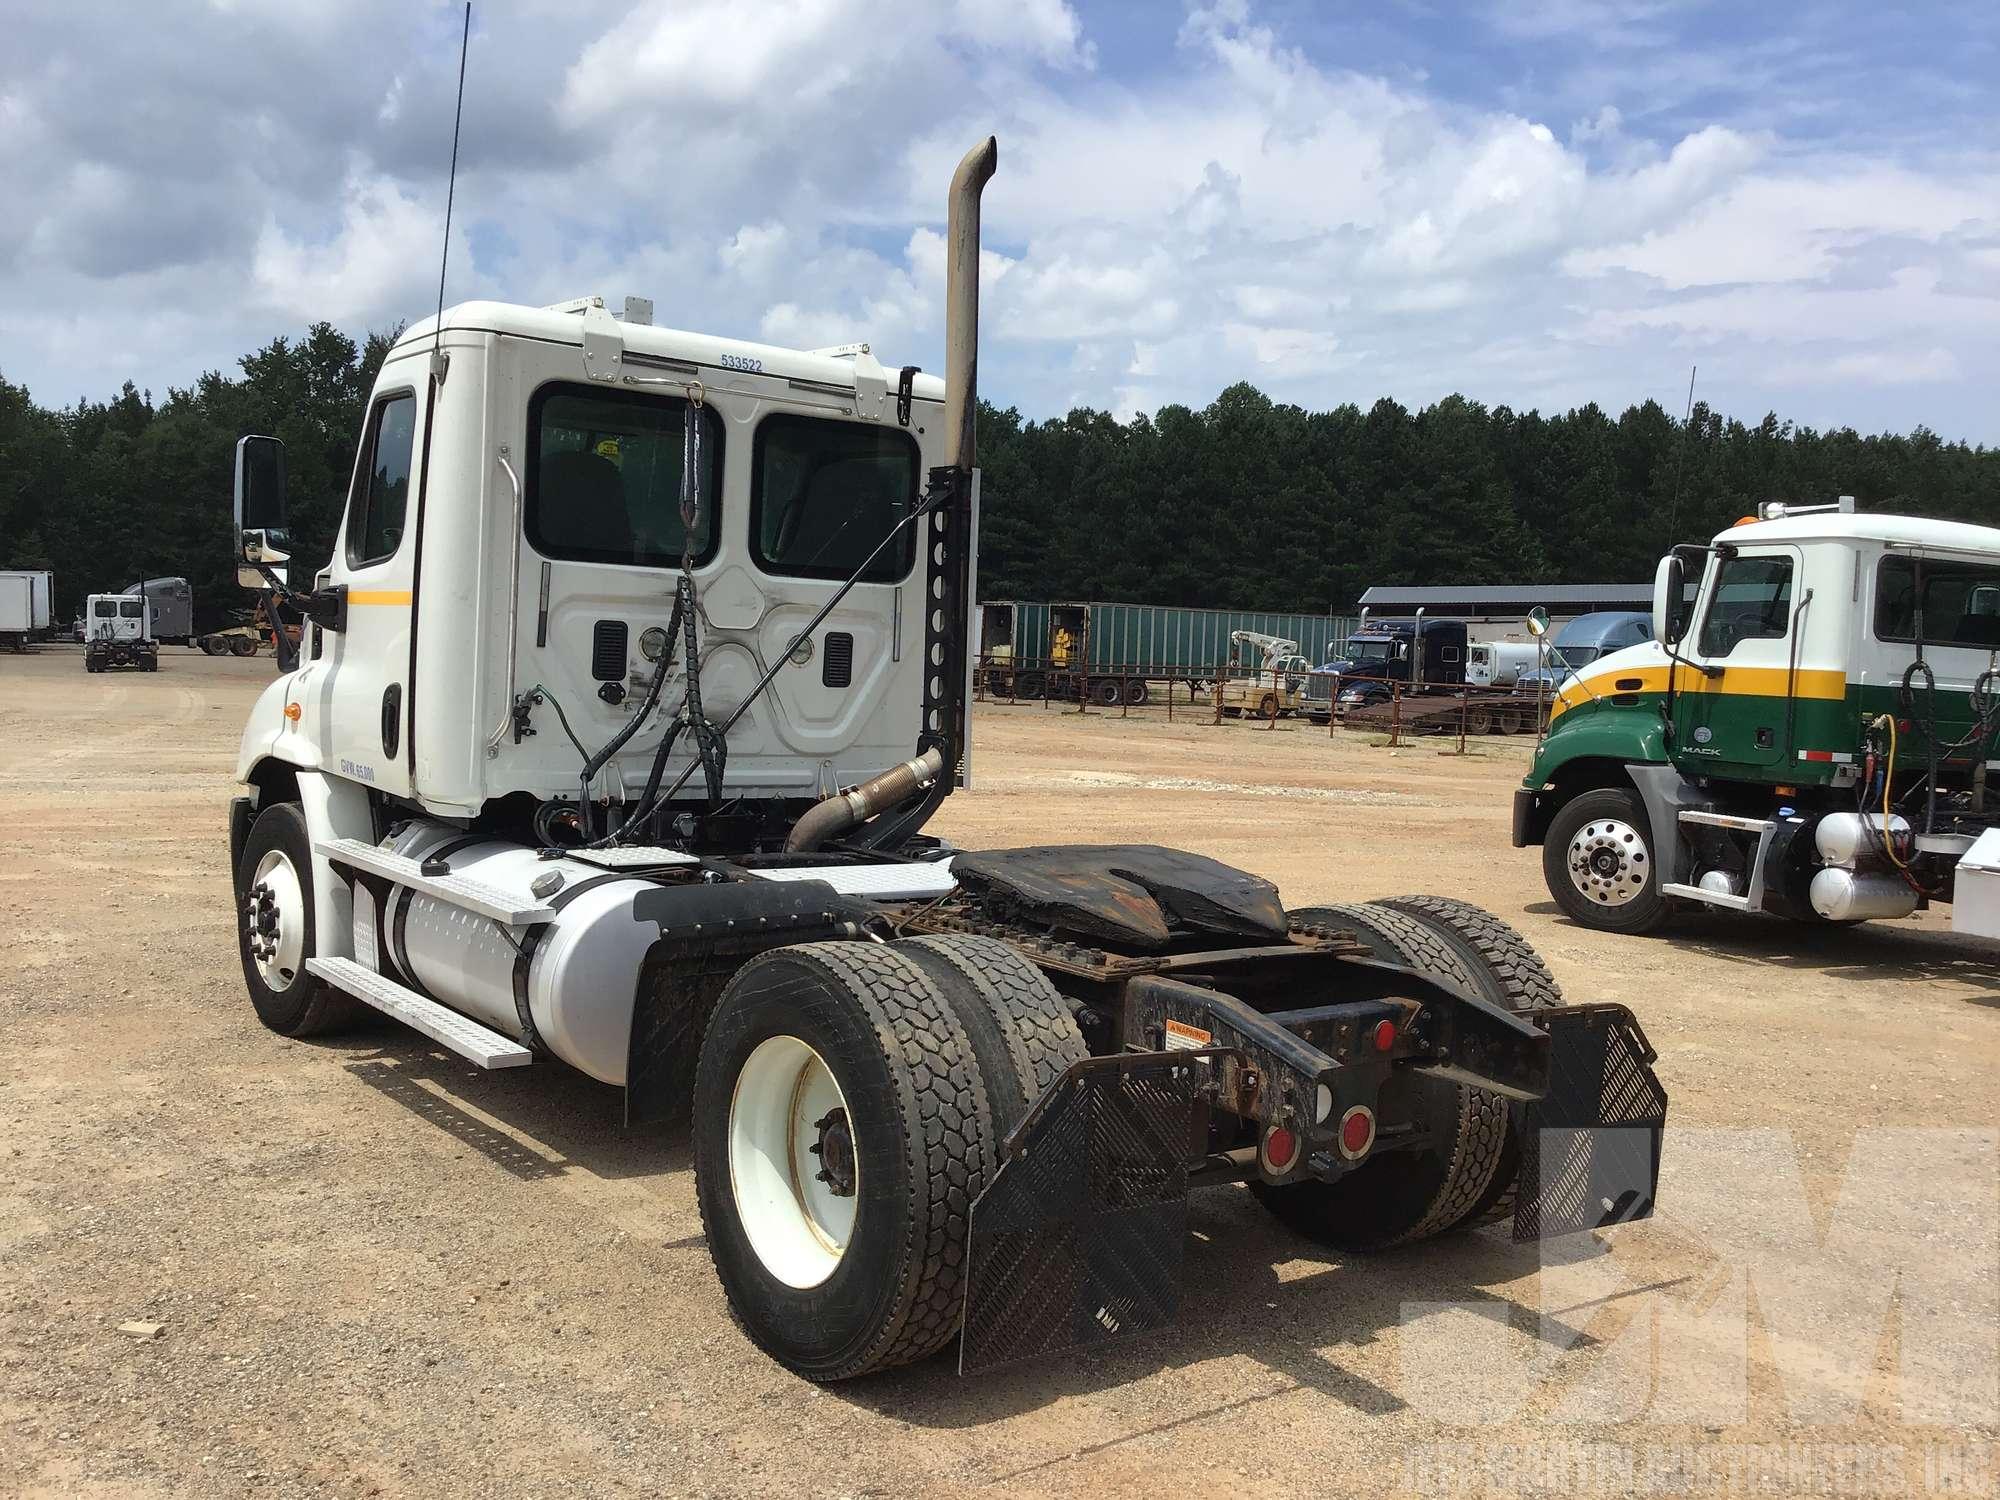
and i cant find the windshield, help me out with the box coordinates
[1549,642,1601,668]
[1344,639,1392,662]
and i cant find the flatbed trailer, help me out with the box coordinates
[1342,689,1547,736]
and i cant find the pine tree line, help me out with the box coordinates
[2,332,1994,626]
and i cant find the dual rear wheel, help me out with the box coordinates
[692,935,1084,1381]
[1252,896,1562,1251]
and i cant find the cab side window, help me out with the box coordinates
[1875,557,2000,648]
[1697,556,1792,657]
[346,393,418,568]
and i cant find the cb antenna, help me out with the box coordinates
[1666,362,1697,539]
[431,1,472,383]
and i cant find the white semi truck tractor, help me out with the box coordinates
[227,139,1666,1380]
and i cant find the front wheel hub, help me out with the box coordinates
[1567,818,1650,906]
[244,850,306,987]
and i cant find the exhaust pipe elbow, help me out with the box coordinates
[942,136,997,474]
[785,748,947,854]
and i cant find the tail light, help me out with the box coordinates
[1338,1105,1376,1160]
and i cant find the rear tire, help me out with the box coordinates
[693,943,993,1381]
[236,802,358,1038]
[1258,692,1279,718]
[1544,786,1667,933]
[1250,902,1512,1251]
[229,635,257,657]
[1372,896,1562,1231]
[894,936,1086,1138]
[1091,679,1121,707]
[1123,678,1150,706]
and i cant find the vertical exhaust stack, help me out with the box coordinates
[788,138,996,856]
[942,136,997,473]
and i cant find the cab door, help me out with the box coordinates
[1674,547,1801,773]
[323,376,425,796]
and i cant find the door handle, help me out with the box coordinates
[381,683,403,758]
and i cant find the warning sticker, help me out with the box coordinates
[1162,1018,1212,1052]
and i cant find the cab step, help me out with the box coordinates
[315,837,554,924]
[306,957,533,1068]
[1676,810,1775,833]
[1661,881,1753,911]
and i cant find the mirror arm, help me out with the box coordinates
[250,561,347,634]
[1662,641,1722,679]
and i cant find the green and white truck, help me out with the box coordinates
[1515,498,2000,940]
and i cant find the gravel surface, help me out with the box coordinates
[2,649,1994,1497]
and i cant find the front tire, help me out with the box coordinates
[235,802,357,1037]
[693,943,993,1381]
[1543,786,1667,933]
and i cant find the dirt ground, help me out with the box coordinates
[2,648,1996,1498]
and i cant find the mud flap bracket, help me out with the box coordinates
[1512,1003,1667,1240]
[959,1050,1219,1375]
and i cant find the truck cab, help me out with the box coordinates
[1514,501,2000,937]
[1326,617,1466,689]
[84,593,158,672]
[1514,611,1652,692]
[219,135,1663,1385]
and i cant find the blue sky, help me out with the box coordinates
[2,0,1996,441]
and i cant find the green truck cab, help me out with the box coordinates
[1514,501,2000,938]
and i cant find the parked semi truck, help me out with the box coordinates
[1514,498,2000,939]
[1515,610,1653,693]
[0,569,53,651]
[225,137,1664,1382]
[121,576,194,646]
[83,592,158,671]
[1304,616,1468,720]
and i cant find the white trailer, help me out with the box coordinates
[0,568,52,649]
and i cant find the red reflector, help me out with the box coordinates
[1338,1106,1375,1159]
[1372,1019,1396,1052]
[1263,1125,1298,1172]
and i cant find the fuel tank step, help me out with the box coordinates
[306,957,533,1069]
[315,837,555,924]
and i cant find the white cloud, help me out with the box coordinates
[0,0,1995,444]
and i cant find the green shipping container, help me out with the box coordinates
[978,601,1356,673]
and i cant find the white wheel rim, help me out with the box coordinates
[1567,817,1650,907]
[245,848,307,988]
[728,1035,857,1289]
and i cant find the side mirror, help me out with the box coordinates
[235,434,291,588]
[1653,553,1687,646]
[1525,606,1550,639]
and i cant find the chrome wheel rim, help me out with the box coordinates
[1567,817,1650,907]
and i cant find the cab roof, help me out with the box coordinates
[1717,511,2000,555]
[392,299,947,403]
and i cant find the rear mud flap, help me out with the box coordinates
[959,1053,1204,1375]
[1513,1004,1667,1241]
